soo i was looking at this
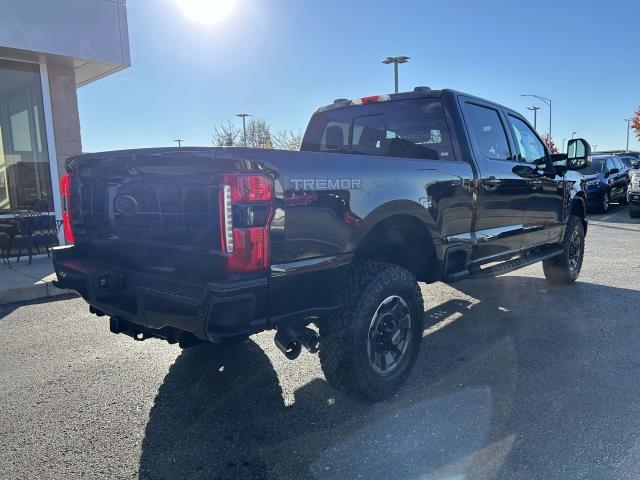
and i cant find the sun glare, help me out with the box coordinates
[176,0,237,24]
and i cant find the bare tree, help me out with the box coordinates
[272,129,303,151]
[245,118,273,148]
[212,121,241,146]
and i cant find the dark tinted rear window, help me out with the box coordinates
[301,98,455,161]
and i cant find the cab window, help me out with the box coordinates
[464,103,512,161]
[507,115,546,165]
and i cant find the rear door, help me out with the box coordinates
[505,113,564,247]
[605,157,623,200]
[460,99,526,260]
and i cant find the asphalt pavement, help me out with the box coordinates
[1,205,639,480]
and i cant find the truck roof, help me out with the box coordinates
[316,88,518,116]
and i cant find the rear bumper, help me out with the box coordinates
[52,246,268,343]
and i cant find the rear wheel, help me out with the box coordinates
[543,215,585,284]
[318,261,424,402]
[599,191,610,213]
[620,190,629,205]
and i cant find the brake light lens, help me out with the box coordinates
[351,94,391,105]
[219,173,273,273]
[60,174,75,243]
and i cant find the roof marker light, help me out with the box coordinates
[351,94,391,106]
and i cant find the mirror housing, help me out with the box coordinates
[607,168,619,176]
[566,138,591,170]
[632,160,640,169]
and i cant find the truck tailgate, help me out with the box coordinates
[66,149,236,281]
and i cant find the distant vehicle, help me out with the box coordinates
[629,164,640,218]
[52,88,592,401]
[618,154,640,170]
[583,155,630,213]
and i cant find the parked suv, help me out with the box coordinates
[52,88,591,401]
[583,155,629,213]
[628,159,640,218]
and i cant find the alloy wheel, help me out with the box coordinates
[367,295,412,376]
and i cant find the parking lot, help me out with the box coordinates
[1,205,639,480]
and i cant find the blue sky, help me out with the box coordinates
[78,0,640,152]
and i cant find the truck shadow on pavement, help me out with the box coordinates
[139,276,640,480]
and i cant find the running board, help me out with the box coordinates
[469,248,564,279]
[445,248,564,282]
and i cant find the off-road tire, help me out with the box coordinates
[318,261,424,402]
[543,215,585,285]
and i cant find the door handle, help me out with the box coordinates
[484,177,502,188]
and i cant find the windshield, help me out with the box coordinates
[301,98,455,161]
[581,158,605,175]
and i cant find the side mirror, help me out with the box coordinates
[566,138,591,170]
[632,160,640,169]
[608,168,619,175]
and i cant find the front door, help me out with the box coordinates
[460,99,526,260]
[506,114,564,247]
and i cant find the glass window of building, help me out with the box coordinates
[0,59,53,213]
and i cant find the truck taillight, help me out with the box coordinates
[60,174,75,243]
[219,173,273,273]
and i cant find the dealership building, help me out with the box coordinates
[0,0,130,246]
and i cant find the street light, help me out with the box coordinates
[173,139,184,148]
[521,94,552,140]
[625,118,632,151]
[527,106,540,130]
[571,131,577,139]
[382,56,410,93]
[235,113,251,146]
[562,138,567,152]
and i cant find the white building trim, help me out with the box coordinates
[39,62,65,245]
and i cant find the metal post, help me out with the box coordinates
[383,56,409,94]
[549,99,552,141]
[236,113,251,146]
[242,116,247,146]
[626,118,631,151]
[521,94,552,140]
[528,106,540,129]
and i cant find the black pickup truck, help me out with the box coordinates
[53,88,591,401]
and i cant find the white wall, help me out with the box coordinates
[0,0,129,85]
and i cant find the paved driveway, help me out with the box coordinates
[1,206,639,480]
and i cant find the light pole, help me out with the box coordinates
[571,131,577,139]
[527,106,540,130]
[521,94,552,140]
[625,118,632,151]
[173,139,184,148]
[562,139,567,152]
[382,56,410,93]
[235,113,251,146]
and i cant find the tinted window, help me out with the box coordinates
[613,157,624,170]
[301,98,455,161]
[606,158,616,172]
[620,157,633,168]
[465,103,511,160]
[508,115,546,164]
[582,158,605,175]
